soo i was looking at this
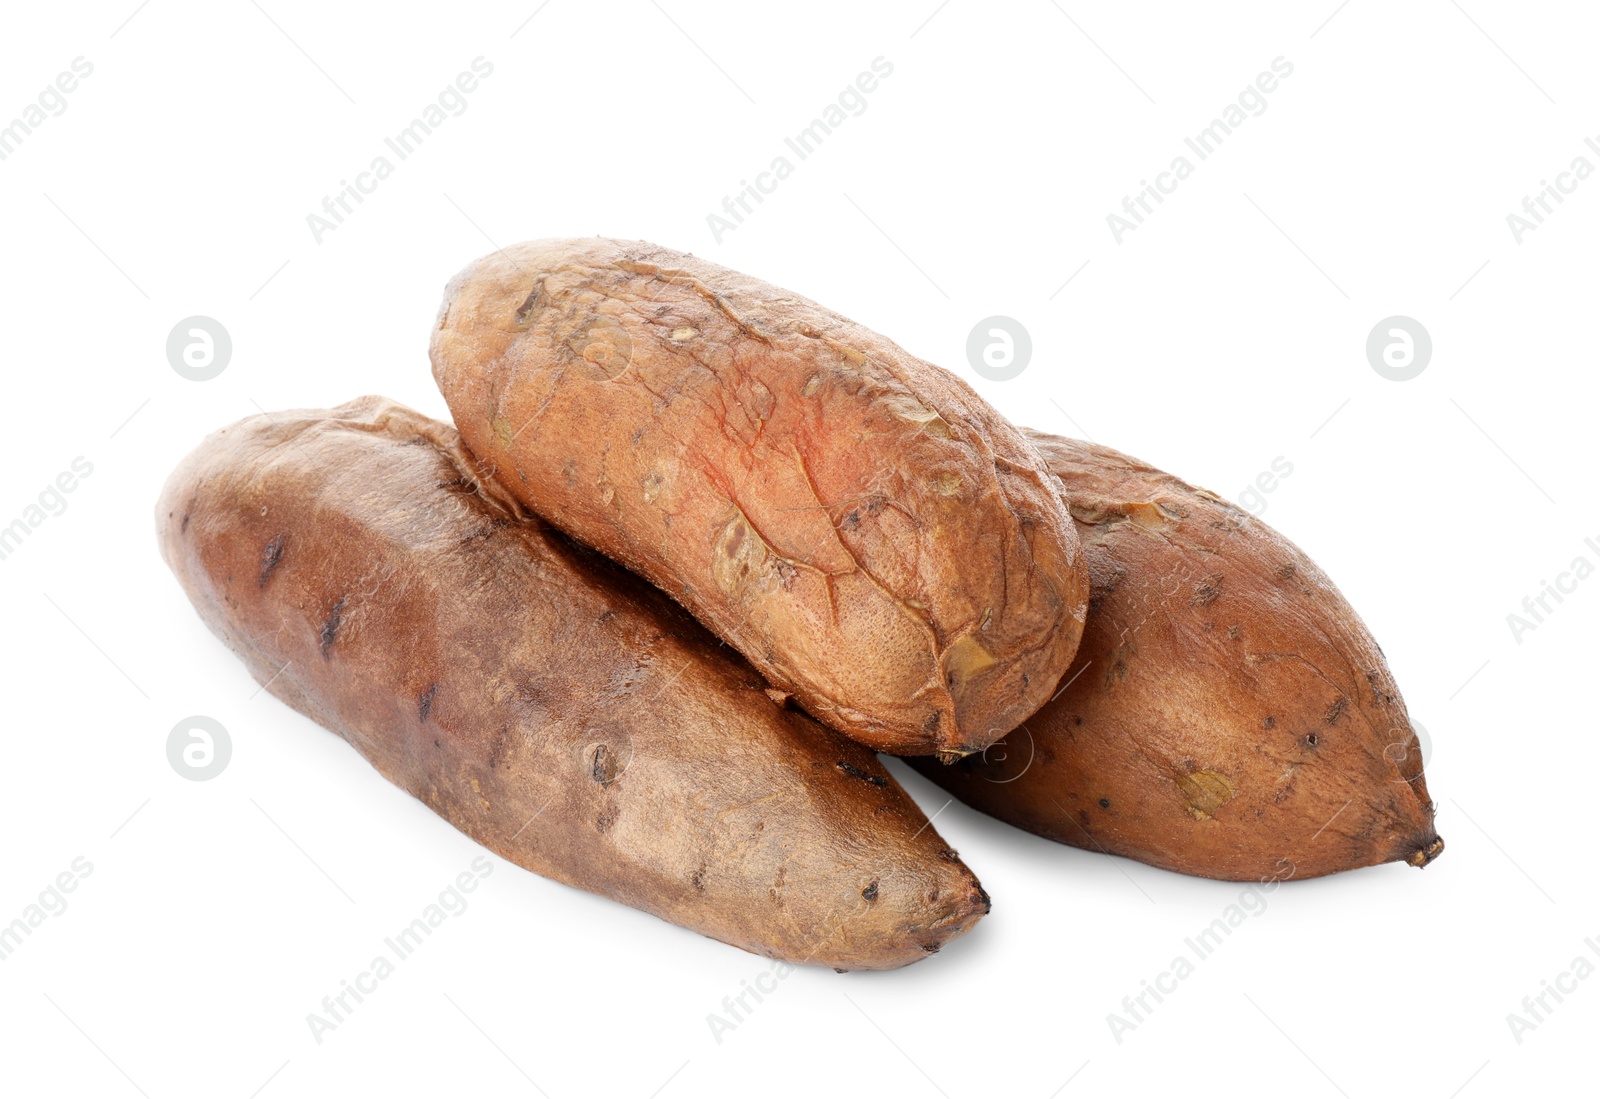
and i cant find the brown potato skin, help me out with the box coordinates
[911,430,1443,882]
[430,239,1088,756]
[156,397,987,969]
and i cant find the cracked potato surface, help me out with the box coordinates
[430,239,1089,756]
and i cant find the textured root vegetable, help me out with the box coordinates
[156,396,988,969]
[910,429,1443,881]
[430,238,1088,757]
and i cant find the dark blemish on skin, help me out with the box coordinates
[1110,651,1132,681]
[433,740,441,749]
[1325,697,1348,725]
[692,865,707,891]
[418,683,438,722]
[258,534,285,588]
[937,850,960,863]
[1084,563,1127,616]
[596,808,616,833]
[598,609,615,623]
[180,486,199,534]
[1264,716,1276,729]
[514,284,543,326]
[836,761,887,787]
[861,880,879,903]
[593,744,620,786]
[1305,733,1320,747]
[1192,575,1223,606]
[1276,562,1297,580]
[319,598,346,659]
[1074,716,1084,726]
[840,510,860,531]
[1099,798,1110,809]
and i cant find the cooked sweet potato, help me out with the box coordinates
[156,397,988,969]
[911,430,1443,881]
[430,239,1088,757]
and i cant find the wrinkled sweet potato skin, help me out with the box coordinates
[912,430,1442,881]
[430,239,1088,756]
[156,397,987,969]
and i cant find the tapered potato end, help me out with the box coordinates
[815,850,990,972]
[909,428,1448,883]
[1406,835,1446,869]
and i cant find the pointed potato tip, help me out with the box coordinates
[1405,835,1445,868]
[918,886,990,960]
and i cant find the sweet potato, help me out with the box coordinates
[430,238,1088,757]
[911,430,1443,881]
[156,397,988,969]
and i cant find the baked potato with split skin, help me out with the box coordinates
[156,397,988,969]
[429,238,1089,758]
[910,429,1443,882]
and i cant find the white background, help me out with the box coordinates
[1,2,1594,1096]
